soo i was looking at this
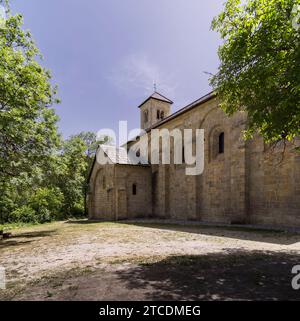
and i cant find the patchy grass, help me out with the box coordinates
[0,221,40,232]
[0,217,91,232]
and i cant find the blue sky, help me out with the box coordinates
[10,0,224,138]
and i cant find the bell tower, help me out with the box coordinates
[139,92,173,130]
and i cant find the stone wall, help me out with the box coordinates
[139,97,249,223]
[140,99,171,130]
[247,137,300,227]
[136,96,299,227]
[115,165,152,219]
[89,96,300,228]
[88,161,152,221]
[88,163,116,220]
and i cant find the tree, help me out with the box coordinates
[57,136,87,216]
[0,1,112,224]
[0,1,60,182]
[54,132,111,216]
[210,0,300,143]
[67,132,112,215]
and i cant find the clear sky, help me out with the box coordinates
[10,0,224,138]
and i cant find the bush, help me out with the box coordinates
[29,187,64,220]
[0,183,18,224]
[7,188,65,224]
[71,202,85,217]
[36,207,51,223]
[9,206,37,223]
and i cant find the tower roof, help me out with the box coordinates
[138,91,173,108]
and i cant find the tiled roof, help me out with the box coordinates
[150,92,173,103]
[147,91,215,130]
[138,91,173,108]
[99,145,149,166]
[124,91,216,146]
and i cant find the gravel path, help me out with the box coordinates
[0,220,299,300]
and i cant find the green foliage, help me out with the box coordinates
[29,187,64,220]
[9,205,37,223]
[4,187,63,224]
[0,130,109,224]
[0,2,111,225]
[57,132,111,216]
[210,0,300,142]
[0,5,60,180]
[76,131,112,158]
[58,135,88,216]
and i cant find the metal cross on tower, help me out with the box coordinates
[153,82,157,92]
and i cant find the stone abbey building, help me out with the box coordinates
[88,91,300,228]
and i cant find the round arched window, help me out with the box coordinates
[219,132,225,154]
[144,111,148,123]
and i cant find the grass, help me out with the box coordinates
[0,221,40,232]
[0,216,90,232]
[0,217,293,235]
[123,221,292,237]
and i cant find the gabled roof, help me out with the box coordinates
[88,91,216,182]
[146,91,215,130]
[99,145,149,166]
[100,145,134,165]
[124,91,216,146]
[138,91,173,108]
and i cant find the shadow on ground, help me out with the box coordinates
[65,219,300,245]
[0,240,34,249]
[0,230,57,250]
[8,249,300,301]
[116,250,300,301]
[65,219,102,225]
[120,220,300,245]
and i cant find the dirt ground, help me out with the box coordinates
[0,220,300,301]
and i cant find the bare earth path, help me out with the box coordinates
[0,220,300,300]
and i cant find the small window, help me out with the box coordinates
[160,111,164,119]
[136,150,140,157]
[219,132,225,154]
[144,111,148,123]
[132,184,137,195]
[103,176,106,189]
[157,110,160,119]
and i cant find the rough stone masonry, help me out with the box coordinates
[88,91,300,228]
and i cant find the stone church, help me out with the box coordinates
[87,91,300,228]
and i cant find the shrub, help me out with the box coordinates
[9,206,37,223]
[29,187,64,220]
[71,202,85,217]
[36,207,52,223]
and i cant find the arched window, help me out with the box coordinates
[219,132,225,154]
[157,110,160,119]
[103,176,106,189]
[144,111,148,123]
[132,184,137,195]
